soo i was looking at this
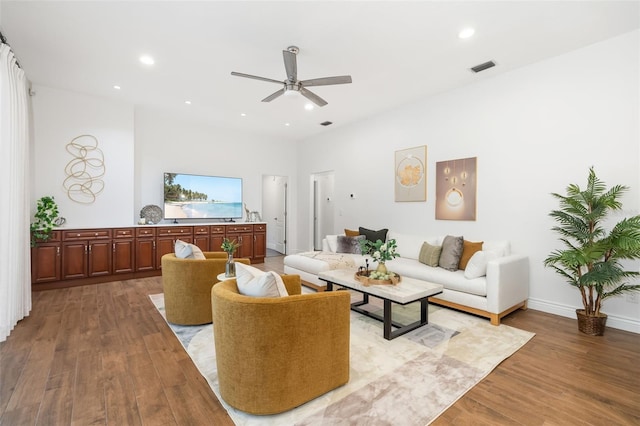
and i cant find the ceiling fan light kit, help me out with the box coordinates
[231,45,352,107]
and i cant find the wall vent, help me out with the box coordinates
[470,60,496,73]
[320,121,333,126]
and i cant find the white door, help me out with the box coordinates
[262,175,288,254]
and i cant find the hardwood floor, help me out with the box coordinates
[1,255,639,425]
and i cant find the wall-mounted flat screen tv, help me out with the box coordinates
[164,172,243,220]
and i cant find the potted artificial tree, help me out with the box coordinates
[544,167,640,335]
[30,196,60,247]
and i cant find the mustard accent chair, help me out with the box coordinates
[161,252,250,325]
[211,275,351,415]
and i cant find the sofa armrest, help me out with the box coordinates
[282,274,302,295]
[485,254,529,313]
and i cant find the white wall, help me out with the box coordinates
[32,86,135,228]
[133,107,299,247]
[31,89,300,251]
[295,30,640,332]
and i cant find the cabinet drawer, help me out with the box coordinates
[254,224,266,232]
[157,227,192,237]
[194,226,210,235]
[114,228,134,238]
[210,225,225,235]
[33,230,61,243]
[136,227,156,238]
[63,229,112,241]
[227,225,252,233]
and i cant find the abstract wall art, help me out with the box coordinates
[435,156,477,220]
[64,134,106,204]
[395,145,427,202]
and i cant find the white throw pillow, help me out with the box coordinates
[235,263,289,298]
[174,239,192,258]
[464,250,498,279]
[174,239,206,259]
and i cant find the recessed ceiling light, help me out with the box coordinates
[284,123,291,127]
[240,113,247,117]
[458,28,475,39]
[113,85,121,90]
[304,103,314,111]
[184,100,191,105]
[139,55,155,65]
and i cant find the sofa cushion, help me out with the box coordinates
[344,228,360,237]
[337,235,364,254]
[174,239,206,260]
[464,250,498,279]
[388,231,439,260]
[359,227,388,244]
[387,257,487,297]
[458,240,484,270]
[439,235,464,271]
[418,242,442,267]
[325,235,339,252]
[235,263,289,298]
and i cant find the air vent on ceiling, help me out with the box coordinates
[320,121,333,126]
[470,60,496,73]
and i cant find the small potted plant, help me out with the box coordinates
[360,238,400,274]
[544,167,640,335]
[221,238,240,277]
[30,196,60,247]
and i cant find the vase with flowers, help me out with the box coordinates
[360,238,400,275]
[221,238,240,277]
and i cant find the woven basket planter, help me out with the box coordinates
[576,309,608,336]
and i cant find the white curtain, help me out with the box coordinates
[0,43,31,342]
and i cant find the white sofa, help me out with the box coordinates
[284,231,529,325]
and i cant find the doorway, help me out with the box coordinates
[311,171,335,251]
[262,175,288,255]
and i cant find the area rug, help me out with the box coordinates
[149,293,534,425]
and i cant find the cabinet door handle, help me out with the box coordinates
[88,244,92,253]
[56,247,60,256]
[254,236,256,241]
[85,245,88,254]
[113,243,116,252]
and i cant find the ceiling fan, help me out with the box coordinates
[231,46,352,107]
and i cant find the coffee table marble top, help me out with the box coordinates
[318,268,443,305]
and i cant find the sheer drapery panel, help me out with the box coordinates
[0,43,31,342]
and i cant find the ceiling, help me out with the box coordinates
[2,1,639,142]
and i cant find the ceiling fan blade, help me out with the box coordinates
[300,75,352,87]
[231,71,283,85]
[300,87,328,107]
[261,88,285,102]
[283,50,297,82]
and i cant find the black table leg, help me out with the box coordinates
[383,299,392,340]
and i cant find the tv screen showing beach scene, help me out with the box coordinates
[164,172,243,219]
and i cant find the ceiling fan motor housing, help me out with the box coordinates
[285,82,300,93]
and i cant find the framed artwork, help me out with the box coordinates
[395,145,427,202]
[435,157,477,220]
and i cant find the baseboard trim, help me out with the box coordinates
[527,298,640,334]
